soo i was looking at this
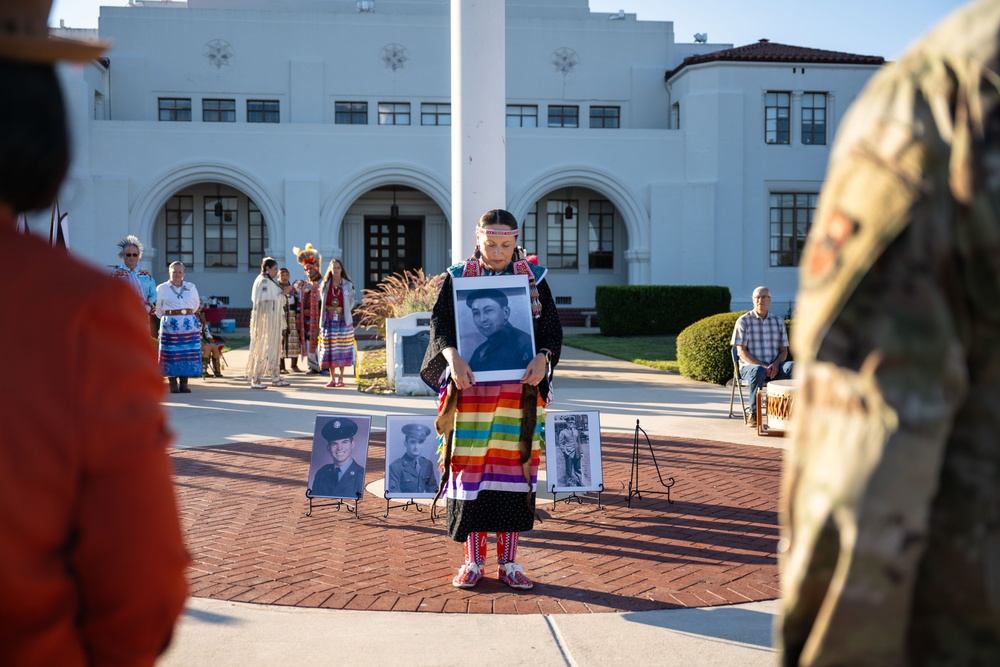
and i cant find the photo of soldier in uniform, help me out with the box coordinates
[307,415,371,500]
[544,411,604,492]
[384,416,440,498]
[453,274,536,383]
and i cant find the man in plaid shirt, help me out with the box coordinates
[731,286,794,426]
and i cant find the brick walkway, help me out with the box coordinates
[171,432,781,614]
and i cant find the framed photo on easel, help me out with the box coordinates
[307,415,372,500]
[544,411,603,493]
[384,415,440,499]
[453,274,535,383]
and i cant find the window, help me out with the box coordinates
[364,219,424,290]
[203,99,236,123]
[546,200,578,269]
[335,101,368,125]
[506,105,538,128]
[588,200,614,269]
[521,205,537,256]
[801,93,827,145]
[420,103,451,126]
[769,193,817,267]
[378,102,411,125]
[589,106,620,129]
[247,99,279,123]
[765,92,790,144]
[248,200,268,269]
[548,105,579,128]
[204,195,238,268]
[158,98,191,122]
[670,102,680,129]
[165,196,194,266]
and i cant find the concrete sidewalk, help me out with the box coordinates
[158,339,783,667]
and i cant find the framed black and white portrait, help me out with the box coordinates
[453,274,536,383]
[307,415,372,500]
[384,415,440,499]
[544,411,603,493]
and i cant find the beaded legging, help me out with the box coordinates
[464,531,519,565]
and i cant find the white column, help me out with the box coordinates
[451,0,506,264]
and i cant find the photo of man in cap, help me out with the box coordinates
[556,415,584,487]
[462,288,535,372]
[311,417,366,499]
[386,421,438,495]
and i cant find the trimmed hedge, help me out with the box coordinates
[594,285,731,336]
[677,311,795,385]
[676,311,744,385]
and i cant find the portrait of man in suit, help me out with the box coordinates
[463,288,534,372]
[311,417,366,499]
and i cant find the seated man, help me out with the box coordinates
[731,286,793,427]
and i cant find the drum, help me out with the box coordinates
[765,379,798,433]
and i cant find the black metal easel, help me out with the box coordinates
[626,419,675,507]
[547,483,604,511]
[305,488,361,519]
[382,494,427,518]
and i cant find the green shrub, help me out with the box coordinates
[594,285,731,336]
[676,311,744,385]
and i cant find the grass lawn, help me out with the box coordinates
[563,334,679,374]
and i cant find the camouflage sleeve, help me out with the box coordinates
[780,5,1000,662]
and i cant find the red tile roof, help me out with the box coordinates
[665,39,885,80]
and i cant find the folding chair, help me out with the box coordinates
[728,346,749,422]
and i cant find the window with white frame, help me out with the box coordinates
[769,192,817,266]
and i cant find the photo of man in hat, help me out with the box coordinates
[462,288,535,372]
[311,417,366,499]
[386,421,438,495]
[556,415,584,487]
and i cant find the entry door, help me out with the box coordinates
[364,217,424,290]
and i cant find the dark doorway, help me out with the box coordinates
[364,217,424,290]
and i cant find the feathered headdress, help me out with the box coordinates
[117,234,144,259]
[292,243,321,267]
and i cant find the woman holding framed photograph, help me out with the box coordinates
[421,209,563,590]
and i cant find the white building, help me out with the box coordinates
[50,0,883,320]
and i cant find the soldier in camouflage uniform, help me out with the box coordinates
[779,1,1000,664]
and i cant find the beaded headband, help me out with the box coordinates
[476,224,519,236]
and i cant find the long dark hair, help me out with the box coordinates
[0,61,70,212]
[321,258,352,292]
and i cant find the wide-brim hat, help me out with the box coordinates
[0,0,111,65]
